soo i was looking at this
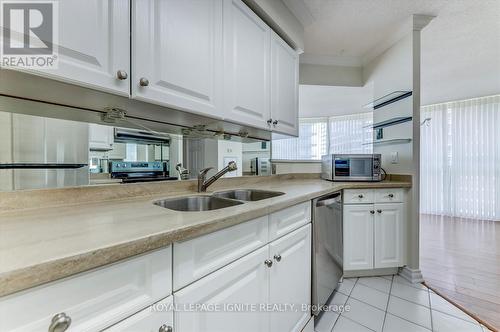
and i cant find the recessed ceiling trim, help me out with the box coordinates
[300,53,363,67]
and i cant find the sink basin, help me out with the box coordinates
[154,195,244,212]
[212,189,285,201]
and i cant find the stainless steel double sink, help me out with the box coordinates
[154,189,285,212]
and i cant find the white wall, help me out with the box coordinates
[362,29,422,273]
[299,84,373,118]
[273,161,321,174]
[217,140,243,177]
[299,64,363,87]
[363,34,414,174]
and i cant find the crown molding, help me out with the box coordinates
[300,53,362,67]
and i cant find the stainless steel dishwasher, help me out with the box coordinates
[312,191,343,316]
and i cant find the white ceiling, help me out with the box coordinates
[286,0,500,107]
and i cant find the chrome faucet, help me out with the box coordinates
[198,161,237,192]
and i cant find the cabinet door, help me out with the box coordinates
[174,246,270,332]
[89,124,114,151]
[343,205,374,271]
[223,0,271,129]
[374,203,404,268]
[269,224,311,332]
[270,32,299,136]
[5,0,130,95]
[132,0,223,118]
[105,296,173,332]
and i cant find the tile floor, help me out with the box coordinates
[314,275,493,332]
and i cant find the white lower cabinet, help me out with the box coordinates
[269,224,311,332]
[174,246,270,332]
[174,223,312,332]
[343,189,405,271]
[343,204,374,271]
[0,204,312,332]
[374,203,404,268]
[0,247,172,332]
[173,215,268,291]
[105,296,173,332]
[269,202,311,241]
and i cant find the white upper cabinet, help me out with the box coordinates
[132,0,224,118]
[223,0,271,129]
[270,32,299,136]
[9,0,130,96]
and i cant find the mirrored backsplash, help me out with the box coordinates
[0,111,271,191]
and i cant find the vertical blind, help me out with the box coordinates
[272,113,373,160]
[329,112,373,154]
[272,118,328,160]
[420,95,500,220]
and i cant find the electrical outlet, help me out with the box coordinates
[391,152,399,164]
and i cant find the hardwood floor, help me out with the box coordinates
[420,213,500,330]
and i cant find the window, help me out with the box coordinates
[329,112,373,154]
[271,112,373,160]
[420,95,500,220]
[272,118,328,160]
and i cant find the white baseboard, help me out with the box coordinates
[399,266,424,283]
[343,267,398,278]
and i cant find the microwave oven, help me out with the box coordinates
[321,154,382,182]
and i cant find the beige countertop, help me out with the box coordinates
[0,175,411,297]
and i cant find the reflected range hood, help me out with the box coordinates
[114,128,170,145]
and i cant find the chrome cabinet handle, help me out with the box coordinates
[159,324,173,332]
[274,254,282,262]
[377,209,382,213]
[267,118,273,125]
[388,193,394,198]
[116,70,128,80]
[272,120,278,126]
[370,210,375,214]
[264,259,273,267]
[139,77,150,86]
[48,312,71,332]
[358,194,364,198]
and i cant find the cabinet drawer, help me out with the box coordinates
[105,296,173,332]
[343,189,374,204]
[173,216,268,291]
[269,202,311,241]
[374,188,404,203]
[0,247,172,332]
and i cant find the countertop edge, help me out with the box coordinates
[0,181,411,297]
